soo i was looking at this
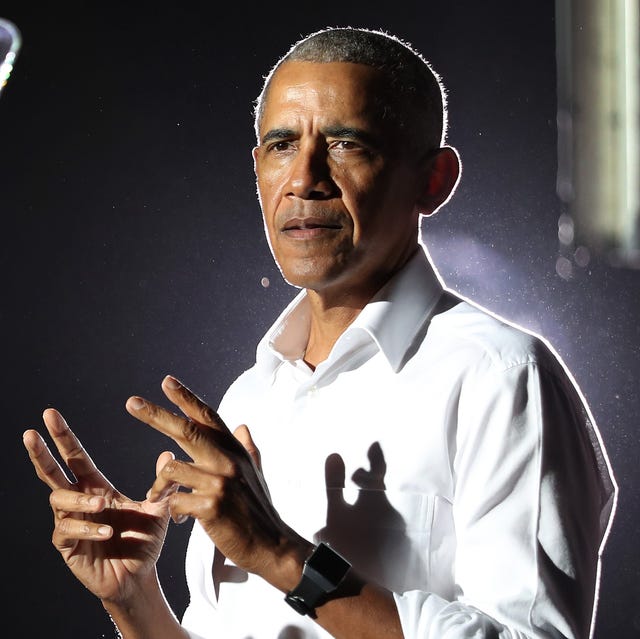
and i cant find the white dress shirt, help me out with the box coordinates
[181,246,617,639]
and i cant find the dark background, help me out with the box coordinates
[1,2,638,637]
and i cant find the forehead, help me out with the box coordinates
[260,60,388,132]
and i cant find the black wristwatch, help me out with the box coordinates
[284,542,351,617]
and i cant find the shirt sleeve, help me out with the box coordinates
[395,348,616,638]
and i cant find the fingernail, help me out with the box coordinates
[97,525,111,536]
[164,375,181,390]
[128,397,145,410]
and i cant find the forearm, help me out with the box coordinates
[314,576,403,639]
[262,541,403,639]
[102,570,189,639]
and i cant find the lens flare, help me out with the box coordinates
[0,18,21,97]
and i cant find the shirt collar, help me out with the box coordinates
[351,247,445,371]
[256,245,445,374]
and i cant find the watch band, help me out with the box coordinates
[285,542,351,617]
[285,573,327,617]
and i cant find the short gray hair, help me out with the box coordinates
[253,26,448,153]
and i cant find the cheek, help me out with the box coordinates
[257,155,290,189]
[256,178,279,222]
[343,188,385,239]
[257,169,288,219]
[259,167,281,190]
[333,164,386,213]
[260,210,278,249]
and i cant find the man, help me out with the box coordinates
[23,27,616,638]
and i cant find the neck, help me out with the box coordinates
[297,243,422,368]
[301,248,418,367]
[303,298,363,368]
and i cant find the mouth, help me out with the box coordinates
[280,216,343,240]
[282,216,343,232]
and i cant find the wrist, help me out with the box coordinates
[101,568,159,606]
[257,531,315,594]
[284,542,352,618]
[101,570,171,633]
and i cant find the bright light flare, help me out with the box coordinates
[0,18,21,96]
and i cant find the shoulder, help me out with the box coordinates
[429,293,562,376]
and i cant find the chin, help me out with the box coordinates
[276,257,341,289]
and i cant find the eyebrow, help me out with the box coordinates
[260,125,378,147]
[260,128,296,145]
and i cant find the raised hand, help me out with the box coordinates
[125,374,312,589]
[23,408,174,603]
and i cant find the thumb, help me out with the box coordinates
[147,451,178,516]
[233,424,262,470]
[156,450,175,476]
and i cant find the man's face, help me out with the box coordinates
[253,60,426,299]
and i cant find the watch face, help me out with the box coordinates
[285,543,352,616]
[307,543,351,586]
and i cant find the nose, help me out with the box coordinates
[285,144,336,200]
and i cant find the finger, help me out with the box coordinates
[161,375,229,433]
[23,428,75,490]
[125,396,220,463]
[49,488,107,516]
[156,450,175,476]
[150,460,226,524]
[41,408,112,488]
[233,424,271,501]
[163,471,278,533]
[126,391,237,470]
[52,516,113,545]
[145,452,180,503]
[166,491,217,525]
[233,424,262,470]
[47,488,113,545]
[147,458,203,503]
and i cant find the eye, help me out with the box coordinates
[267,140,295,152]
[330,139,360,151]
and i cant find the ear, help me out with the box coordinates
[416,146,461,216]
[252,146,260,176]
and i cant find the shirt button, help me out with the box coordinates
[307,385,318,396]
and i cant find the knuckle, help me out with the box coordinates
[161,459,179,475]
[199,404,219,425]
[49,489,66,512]
[75,492,90,507]
[210,474,227,495]
[57,517,73,534]
[145,402,160,420]
[200,494,220,517]
[65,441,85,461]
[167,492,182,512]
[182,420,201,444]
